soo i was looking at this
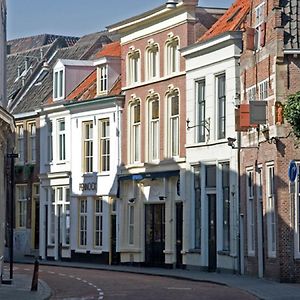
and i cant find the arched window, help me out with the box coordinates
[165,34,179,75]
[145,41,159,80]
[127,48,141,85]
[129,99,141,163]
[148,94,160,161]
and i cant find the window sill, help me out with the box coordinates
[90,249,103,254]
[56,161,68,165]
[98,172,110,177]
[75,249,87,254]
[218,250,230,256]
[188,248,201,254]
[47,245,55,249]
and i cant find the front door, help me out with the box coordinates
[57,205,63,260]
[145,204,165,266]
[176,202,183,268]
[111,215,120,265]
[208,194,217,272]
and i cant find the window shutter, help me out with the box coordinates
[245,28,255,51]
[260,22,266,47]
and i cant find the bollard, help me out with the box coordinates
[31,259,39,291]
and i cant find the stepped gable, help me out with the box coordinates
[198,0,250,42]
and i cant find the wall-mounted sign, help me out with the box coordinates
[79,182,97,191]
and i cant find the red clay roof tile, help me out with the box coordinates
[95,41,121,58]
[198,0,250,42]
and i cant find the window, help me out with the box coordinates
[217,73,226,139]
[222,162,230,252]
[58,119,66,161]
[27,122,36,163]
[97,65,108,94]
[16,124,24,164]
[168,91,179,157]
[54,69,64,100]
[49,189,55,245]
[259,80,268,100]
[266,164,276,257]
[129,205,134,245]
[255,3,265,49]
[246,169,255,255]
[196,79,206,143]
[99,119,110,172]
[47,121,53,162]
[94,197,103,248]
[16,185,27,228]
[247,86,256,102]
[194,165,201,250]
[295,164,300,258]
[79,199,88,247]
[148,97,159,161]
[165,35,179,75]
[129,101,141,163]
[146,43,159,80]
[206,165,216,188]
[83,121,93,173]
[127,50,140,85]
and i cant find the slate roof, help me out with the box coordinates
[283,0,300,49]
[9,31,115,114]
[198,0,250,42]
[8,34,79,55]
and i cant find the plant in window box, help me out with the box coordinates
[283,92,300,138]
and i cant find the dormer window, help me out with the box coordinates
[53,69,64,100]
[97,65,108,95]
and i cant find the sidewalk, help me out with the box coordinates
[3,257,300,300]
[0,271,51,300]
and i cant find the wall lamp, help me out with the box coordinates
[227,137,259,149]
[186,118,211,141]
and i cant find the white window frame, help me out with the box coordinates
[259,80,268,100]
[94,197,103,248]
[27,122,36,163]
[165,35,180,75]
[222,162,230,252]
[97,64,108,95]
[266,163,276,257]
[148,96,159,162]
[99,118,110,172]
[57,119,66,162]
[127,49,141,86]
[196,79,206,143]
[246,168,255,256]
[167,90,179,158]
[193,165,201,250]
[145,43,159,80]
[79,198,88,247]
[83,121,93,173]
[247,85,256,102]
[53,68,64,100]
[216,73,226,140]
[47,121,53,163]
[129,100,141,164]
[16,124,24,164]
[16,185,27,228]
[128,204,134,245]
[254,2,265,50]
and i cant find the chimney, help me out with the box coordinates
[0,0,7,108]
[166,0,178,9]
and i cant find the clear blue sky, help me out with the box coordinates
[7,0,234,40]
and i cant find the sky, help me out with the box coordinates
[7,0,234,41]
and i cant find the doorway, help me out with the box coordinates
[145,204,165,266]
[111,215,120,264]
[176,202,183,268]
[208,194,217,272]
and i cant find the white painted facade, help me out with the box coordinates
[182,32,242,272]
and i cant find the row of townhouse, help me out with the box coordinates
[6,0,300,282]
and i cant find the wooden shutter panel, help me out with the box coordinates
[260,22,266,47]
[245,28,255,51]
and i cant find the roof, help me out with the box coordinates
[7,34,79,55]
[9,32,115,114]
[283,0,300,49]
[95,41,121,58]
[198,0,250,42]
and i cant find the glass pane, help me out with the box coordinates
[206,165,216,188]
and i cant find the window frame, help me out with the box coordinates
[246,168,255,256]
[259,80,268,100]
[27,121,36,163]
[196,79,206,143]
[295,163,300,258]
[79,198,88,247]
[254,2,265,50]
[129,100,141,164]
[128,204,134,245]
[16,185,27,229]
[99,118,110,172]
[82,121,93,173]
[148,96,160,162]
[97,64,108,95]
[193,164,201,250]
[165,35,180,75]
[127,49,141,86]
[266,163,276,258]
[145,43,159,80]
[167,90,179,158]
[57,119,66,162]
[53,68,64,100]
[16,123,25,164]
[216,73,226,140]
[94,197,104,248]
[222,162,230,252]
